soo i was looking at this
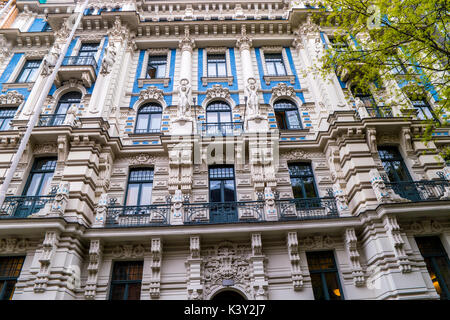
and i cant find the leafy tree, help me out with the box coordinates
[311,0,449,158]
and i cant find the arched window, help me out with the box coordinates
[51,91,81,126]
[273,99,302,130]
[135,103,162,134]
[205,101,232,135]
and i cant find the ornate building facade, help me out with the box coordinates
[0,0,449,300]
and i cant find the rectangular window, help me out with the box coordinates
[265,53,287,76]
[378,146,412,182]
[207,54,227,77]
[288,163,318,199]
[109,261,143,300]
[0,256,25,300]
[411,99,438,122]
[306,251,344,300]
[78,43,99,57]
[208,165,237,223]
[415,237,450,300]
[125,168,154,206]
[16,60,41,83]
[329,37,349,52]
[0,108,17,131]
[146,55,167,79]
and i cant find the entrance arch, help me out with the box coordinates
[210,289,247,301]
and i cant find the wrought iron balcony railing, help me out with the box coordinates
[276,196,339,221]
[198,122,243,136]
[37,114,66,127]
[105,203,171,227]
[184,200,265,224]
[62,56,98,69]
[366,106,393,118]
[0,195,56,218]
[385,179,450,202]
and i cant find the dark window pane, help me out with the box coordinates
[110,261,143,301]
[310,273,325,300]
[209,180,221,202]
[127,283,142,300]
[223,180,235,202]
[110,284,126,300]
[325,272,343,300]
[0,257,25,300]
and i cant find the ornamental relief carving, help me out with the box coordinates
[271,83,295,98]
[0,91,25,106]
[138,87,165,104]
[299,235,334,249]
[0,238,31,253]
[281,150,324,161]
[33,143,58,155]
[109,244,146,258]
[201,241,253,298]
[120,153,165,165]
[205,84,231,100]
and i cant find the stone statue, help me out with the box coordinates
[100,43,117,75]
[246,78,259,117]
[177,79,191,119]
[63,104,78,126]
[355,97,369,119]
[41,44,61,76]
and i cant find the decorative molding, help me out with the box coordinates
[250,233,268,300]
[299,235,334,249]
[344,228,365,287]
[286,232,303,290]
[271,82,296,99]
[33,143,58,155]
[85,240,102,300]
[34,231,59,293]
[369,169,410,203]
[150,238,162,299]
[187,236,203,300]
[137,86,165,105]
[236,25,252,51]
[383,215,411,273]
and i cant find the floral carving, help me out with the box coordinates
[0,91,24,106]
[271,83,295,98]
[205,84,231,100]
[138,87,164,104]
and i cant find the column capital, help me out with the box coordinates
[236,26,252,51]
[178,26,195,52]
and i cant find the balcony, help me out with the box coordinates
[103,196,339,227]
[184,201,265,224]
[37,114,66,127]
[198,122,243,136]
[0,195,56,219]
[366,106,393,118]
[386,179,450,202]
[54,56,98,87]
[276,196,339,221]
[105,203,171,227]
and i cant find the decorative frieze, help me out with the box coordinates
[0,238,30,253]
[205,84,231,101]
[85,240,102,300]
[286,232,303,290]
[271,83,295,99]
[111,244,146,258]
[0,91,24,106]
[344,228,365,287]
[137,87,165,105]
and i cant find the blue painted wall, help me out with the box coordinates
[129,49,176,108]
[0,53,33,100]
[255,47,304,104]
[197,48,240,106]
[27,18,47,32]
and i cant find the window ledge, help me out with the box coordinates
[263,75,295,85]
[201,76,234,86]
[2,82,35,92]
[138,78,170,88]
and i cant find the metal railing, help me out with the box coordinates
[0,195,56,218]
[198,122,243,136]
[62,56,98,69]
[276,196,339,221]
[37,114,66,127]
[184,200,265,224]
[366,106,393,118]
[386,179,450,202]
[105,203,171,227]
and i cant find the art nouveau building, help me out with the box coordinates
[0,0,449,300]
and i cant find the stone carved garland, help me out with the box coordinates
[0,91,25,106]
[271,83,295,99]
[201,242,252,299]
[205,84,231,101]
[138,87,165,104]
[111,244,146,258]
